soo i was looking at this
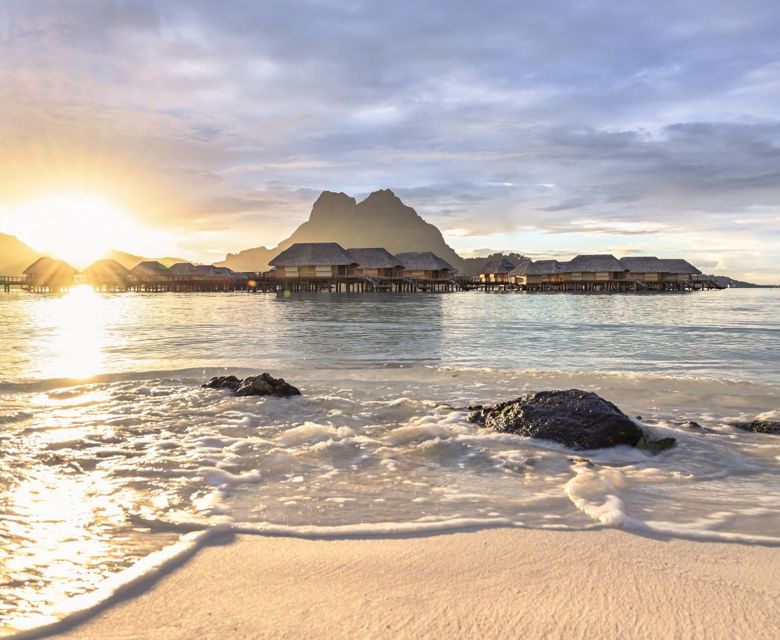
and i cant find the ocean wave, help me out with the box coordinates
[7,504,780,640]
[4,362,780,395]
[2,365,779,639]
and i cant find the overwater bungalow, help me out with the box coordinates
[167,263,244,290]
[657,259,702,283]
[346,248,404,278]
[169,263,236,279]
[396,252,456,281]
[84,259,130,291]
[560,254,628,284]
[129,260,171,291]
[131,261,170,278]
[269,242,356,279]
[479,257,516,284]
[518,260,564,289]
[168,262,200,277]
[23,257,78,292]
[618,257,702,289]
[514,254,712,292]
[194,265,222,277]
[509,262,530,286]
[619,257,663,281]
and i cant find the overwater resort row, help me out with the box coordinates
[9,242,721,294]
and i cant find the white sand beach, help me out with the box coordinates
[56,528,780,640]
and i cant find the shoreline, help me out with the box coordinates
[3,363,779,640]
[28,528,780,640]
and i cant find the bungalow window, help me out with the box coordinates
[314,266,332,278]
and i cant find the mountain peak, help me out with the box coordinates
[313,190,356,207]
[360,188,400,205]
[309,191,357,222]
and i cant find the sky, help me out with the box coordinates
[0,0,779,282]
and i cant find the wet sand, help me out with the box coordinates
[54,528,780,640]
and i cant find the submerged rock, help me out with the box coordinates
[732,420,780,435]
[568,456,595,468]
[203,373,301,398]
[468,389,675,453]
[636,436,677,454]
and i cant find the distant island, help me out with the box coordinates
[697,275,777,289]
[1,190,775,286]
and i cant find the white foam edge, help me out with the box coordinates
[564,468,780,545]
[5,517,514,639]
[8,504,780,640]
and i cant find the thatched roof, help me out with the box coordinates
[619,256,665,272]
[563,254,627,273]
[23,257,54,275]
[131,261,169,276]
[212,266,236,276]
[525,260,563,276]
[479,256,516,274]
[24,257,78,276]
[658,258,701,275]
[169,262,199,275]
[269,243,353,267]
[396,252,456,272]
[346,248,403,269]
[84,259,129,281]
[620,257,700,274]
[509,262,530,276]
[194,265,220,277]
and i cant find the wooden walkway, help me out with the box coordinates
[0,275,26,293]
[1,274,725,294]
[0,274,463,294]
[470,278,725,293]
[250,276,460,293]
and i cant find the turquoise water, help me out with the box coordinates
[2,288,779,383]
[0,288,778,635]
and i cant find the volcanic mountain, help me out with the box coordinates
[0,233,43,275]
[214,189,468,273]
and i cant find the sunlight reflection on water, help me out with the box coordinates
[39,285,105,380]
[2,467,128,629]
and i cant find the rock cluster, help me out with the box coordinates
[468,389,675,453]
[732,420,780,435]
[203,373,301,397]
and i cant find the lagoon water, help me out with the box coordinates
[1,288,779,635]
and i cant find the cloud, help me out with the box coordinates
[0,0,779,281]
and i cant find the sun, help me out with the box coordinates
[7,193,135,268]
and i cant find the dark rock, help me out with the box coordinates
[236,373,301,397]
[732,420,780,435]
[682,420,705,431]
[636,436,677,454]
[203,373,301,398]
[468,389,675,453]
[203,375,241,392]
